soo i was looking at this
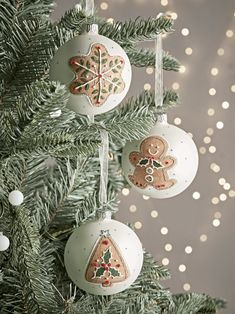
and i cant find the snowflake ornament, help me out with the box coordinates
[69,43,125,107]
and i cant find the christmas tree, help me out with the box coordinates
[0,0,226,313]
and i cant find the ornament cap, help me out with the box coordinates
[157,113,168,124]
[87,24,99,35]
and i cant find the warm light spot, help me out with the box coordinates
[207,108,215,116]
[174,117,182,125]
[229,190,235,197]
[134,221,142,229]
[222,101,230,109]
[223,183,231,190]
[185,246,193,254]
[129,205,137,213]
[200,234,208,242]
[144,83,151,91]
[122,188,130,196]
[212,219,221,227]
[162,257,169,265]
[203,136,211,144]
[183,283,191,291]
[107,17,114,24]
[210,163,220,173]
[209,88,216,96]
[199,147,206,154]
[172,82,180,90]
[211,67,219,76]
[217,48,224,56]
[161,0,168,6]
[171,12,178,20]
[231,84,235,92]
[185,47,193,55]
[181,28,190,36]
[214,211,222,219]
[218,178,226,185]
[226,29,234,37]
[211,197,219,205]
[165,243,173,252]
[161,227,168,235]
[100,2,108,10]
[146,67,154,75]
[207,128,214,135]
[209,146,216,153]
[151,210,158,218]
[216,121,224,129]
[179,65,186,73]
[219,193,227,201]
[143,195,150,200]
[179,264,186,272]
[192,192,200,200]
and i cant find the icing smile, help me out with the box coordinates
[148,148,159,156]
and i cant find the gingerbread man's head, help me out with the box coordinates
[140,136,167,159]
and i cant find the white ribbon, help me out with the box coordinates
[99,129,109,206]
[75,0,94,15]
[155,34,163,108]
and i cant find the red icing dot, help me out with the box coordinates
[104,280,110,285]
[133,157,136,161]
[165,161,169,164]
[116,264,120,268]
[120,60,124,64]
[98,74,103,78]
[96,46,101,50]
[101,263,106,267]
[105,267,109,271]
[102,240,109,245]
[108,263,111,267]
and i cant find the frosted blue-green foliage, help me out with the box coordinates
[0,0,225,313]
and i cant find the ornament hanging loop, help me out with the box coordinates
[155,33,163,110]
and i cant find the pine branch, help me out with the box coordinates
[128,48,180,71]
[99,15,174,46]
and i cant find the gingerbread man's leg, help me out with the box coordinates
[153,170,176,190]
[128,168,147,189]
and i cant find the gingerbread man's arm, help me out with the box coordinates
[162,156,176,169]
[129,152,142,166]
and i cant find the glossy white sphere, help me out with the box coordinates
[0,233,10,251]
[50,31,132,116]
[122,118,199,199]
[64,217,143,295]
[8,190,24,206]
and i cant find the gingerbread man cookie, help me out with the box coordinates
[128,136,177,190]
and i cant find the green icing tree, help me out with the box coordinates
[0,1,225,313]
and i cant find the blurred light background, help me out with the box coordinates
[53,1,235,312]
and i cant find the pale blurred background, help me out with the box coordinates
[53,1,235,313]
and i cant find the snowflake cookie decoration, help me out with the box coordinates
[69,43,125,107]
[85,230,129,287]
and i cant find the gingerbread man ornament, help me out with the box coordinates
[128,136,177,190]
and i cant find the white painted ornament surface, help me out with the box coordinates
[64,217,143,295]
[50,28,132,116]
[122,118,199,199]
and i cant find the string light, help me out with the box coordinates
[216,121,224,129]
[160,0,168,6]
[223,183,231,190]
[151,210,158,218]
[183,283,191,291]
[214,212,222,219]
[218,178,226,185]
[199,147,206,154]
[162,258,169,265]
[226,30,234,37]
[207,108,215,116]
[174,117,182,125]
[185,47,193,55]
[122,188,130,196]
[143,195,150,200]
[192,192,200,199]
[209,88,216,96]
[229,190,235,197]
[161,227,168,235]
[212,219,221,227]
[211,197,219,205]
[146,67,154,75]
[219,193,227,201]
[222,101,230,109]
[203,136,211,144]
[179,65,186,73]
[217,48,224,56]
[129,205,137,213]
[209,146,216,153]
[144,83,151,91]
[181,28,190,36]
[231,84,235,92]
[134,221,142,229]
[165,244,173,252]
[200,234,208,242]
[185,246,193,254]
[179,264,186,272]
[211,67,219,76]
[172,82,180,90]
[100,2,108,10]
[207,128,214,135]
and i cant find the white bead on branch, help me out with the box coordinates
[8,190,24,206]
[0,232,10,252]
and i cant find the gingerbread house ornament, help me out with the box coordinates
[122,114,199,199]
[49,24,132,116]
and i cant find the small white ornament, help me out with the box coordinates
[8,190,24,206]
[64,216,143,295]
[49,25,132,116]
[122,115,199,199]
[0,233,10,251]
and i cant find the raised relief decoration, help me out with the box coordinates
[129,136,177,190]
[85,230,129,287]
[69,43,125,106]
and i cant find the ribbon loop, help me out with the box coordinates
[99,129,109,207]
[155,34,163,108]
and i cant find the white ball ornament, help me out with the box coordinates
[8,190,24,206]
[50,24,132,116]
[64,215,143,295]
[122,115,199,199]
[0,233,10,252]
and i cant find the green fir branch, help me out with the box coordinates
[128,48,180,71]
